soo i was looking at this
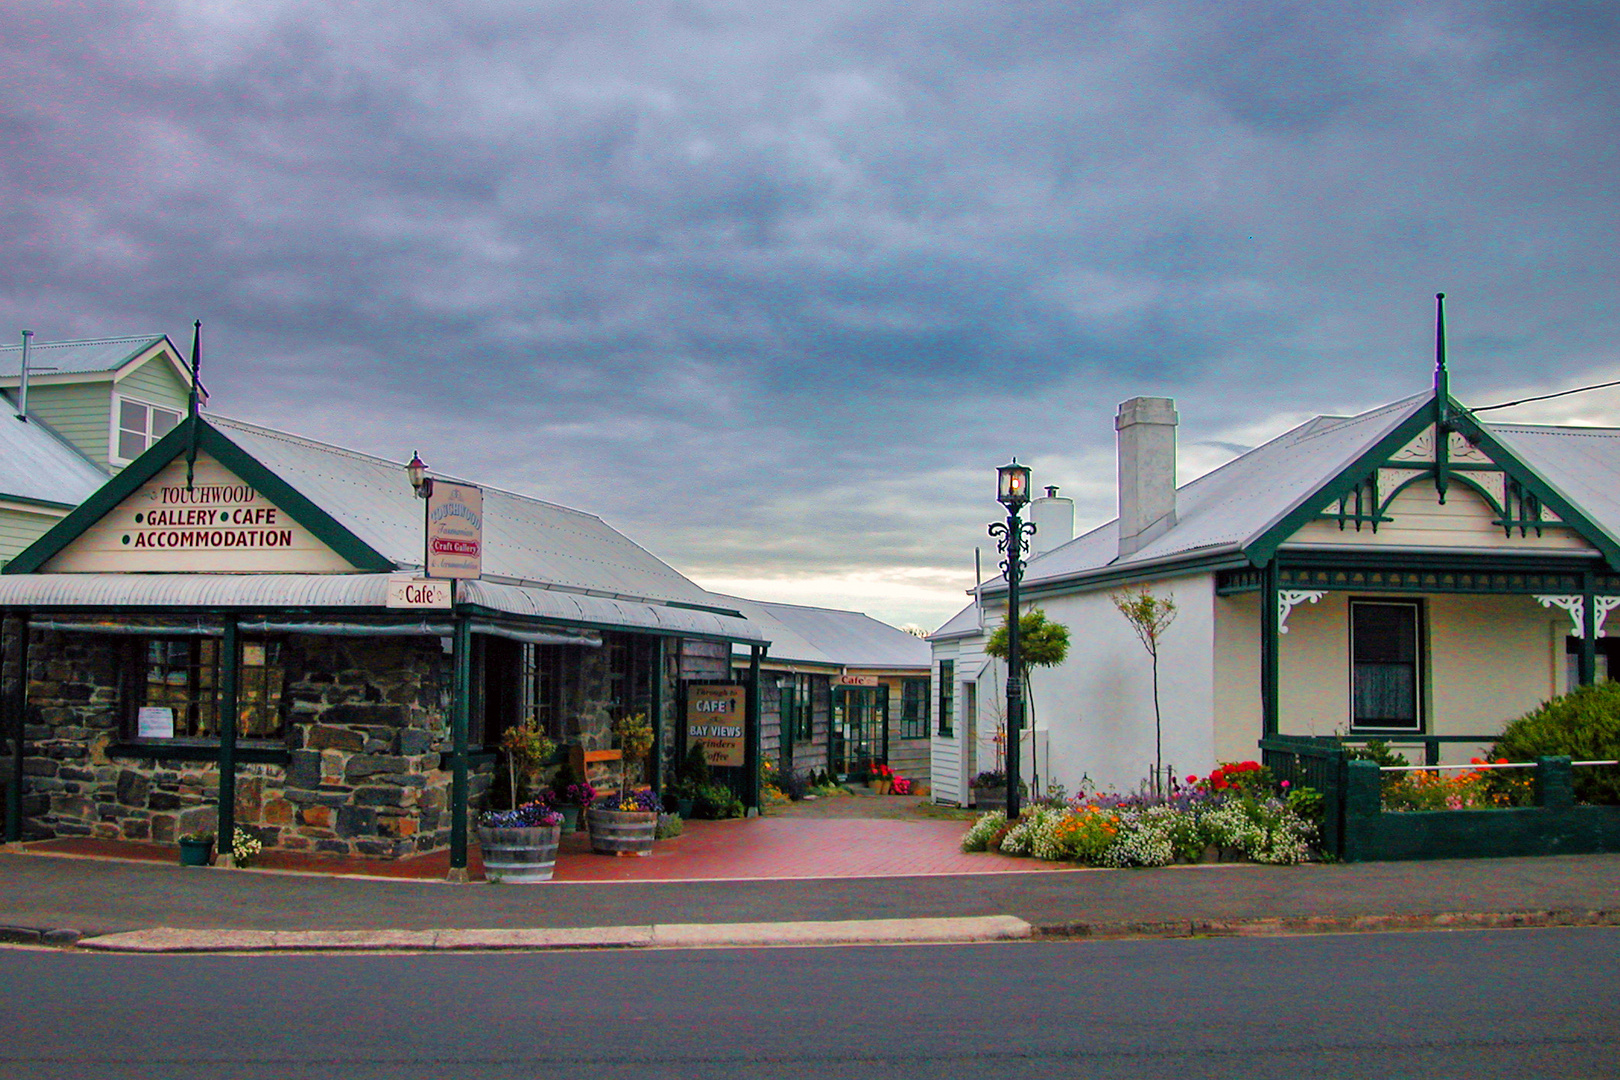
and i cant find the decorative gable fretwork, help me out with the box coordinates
[1535,594,1620,638]
[1216,566,1620,597]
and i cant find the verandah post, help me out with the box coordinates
[447,614,472,882]
[1579,569,1597,687]
[648,636,665,797]
[744,644,762,814]
[4,610,27,844]
[1261,560,1280,738]
[215,614,240,866]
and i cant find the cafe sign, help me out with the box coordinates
[426,481,483,579]
[386,576,452,609]
[685,684,746,768]
[836,674,880,687]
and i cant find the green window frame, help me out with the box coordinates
[937,660,954,737]
[899,678,928,739]
[128,635,286,741]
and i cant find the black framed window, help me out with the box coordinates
[937,660,954,736]
[129,636,285,741]
[1350,601,1422,731]
[899,678,928,739]
[778,673,812,742]
[1563,637,1620,690]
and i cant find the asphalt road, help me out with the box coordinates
[2,928,1616,1079]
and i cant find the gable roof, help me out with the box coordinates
[0,334,204,399]
[988,389,1620,597]
[0,415,108,509]
[5,413,749,619]
[723,595,931,670]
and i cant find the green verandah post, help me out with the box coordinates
[215,614,240,866]
[1261,560,1280,738]
[1580,569,1597,687]
[448,613,472,883]
[4,610,26,843]
[648,636,665,796]
[744,645,763,813]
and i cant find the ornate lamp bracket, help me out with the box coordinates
[1536,594,1584,637]
[1277,589,1326,635]
[988,519,1037,582]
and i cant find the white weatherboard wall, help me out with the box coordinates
[1025,575,1216,794]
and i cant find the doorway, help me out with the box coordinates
[829,685,888,780]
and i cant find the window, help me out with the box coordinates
[778,673,812,742]
[1350,602,1422,731]
[1564,637,1620,691]
[116,397,182,462]
[899,678,928,739]
[937,660,954,736]
[129,636,285,740]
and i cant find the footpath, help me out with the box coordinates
[3,840,1617,953]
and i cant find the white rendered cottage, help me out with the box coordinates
[931,359,1620,804]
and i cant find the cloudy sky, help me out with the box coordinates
[3,1,1616,629]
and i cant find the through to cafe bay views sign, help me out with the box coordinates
[43,454,358,573]
[685,684,746,768]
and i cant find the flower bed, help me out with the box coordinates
[962,764,1320,867]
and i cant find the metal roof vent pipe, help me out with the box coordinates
[1116,396,1178,558]
[1029,485,1074,558]
[15,329,33,420]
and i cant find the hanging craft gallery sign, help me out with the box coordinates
[426,481,483,579]
[43,454,356,574]
[685,684,746,768]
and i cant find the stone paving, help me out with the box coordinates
[20,792,1060,883]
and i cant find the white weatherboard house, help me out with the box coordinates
[931,359,1620,805]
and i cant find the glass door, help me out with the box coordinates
[830,687,882,780]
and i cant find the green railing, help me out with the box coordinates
[1342,757,1620,862]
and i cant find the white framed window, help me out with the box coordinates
[114,397,182,462]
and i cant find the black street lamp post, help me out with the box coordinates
[989,459,1035,821]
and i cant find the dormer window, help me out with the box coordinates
[116,397,181,462]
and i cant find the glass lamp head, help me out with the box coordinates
[997,459,1031,511]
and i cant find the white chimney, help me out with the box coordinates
[1116,396,1177,557]
[1029,485,1074,558]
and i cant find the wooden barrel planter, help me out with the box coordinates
[587,807,657,857]
[477,824,562,883]
[972,786,1008,812]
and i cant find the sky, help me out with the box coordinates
[3,1,1617,630]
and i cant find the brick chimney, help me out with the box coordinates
[1116,396,1177,557]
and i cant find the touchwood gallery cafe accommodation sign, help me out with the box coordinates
[41,454,356,573]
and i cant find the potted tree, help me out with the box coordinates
[587,713,659,856]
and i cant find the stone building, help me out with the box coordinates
[1,411,768,875]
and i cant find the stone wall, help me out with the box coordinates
[13,628,495,859]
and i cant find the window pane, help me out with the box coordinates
[119,399,147,431]
[151,408,180,438]
[118,427,147,460]
[1353,604,1416,662]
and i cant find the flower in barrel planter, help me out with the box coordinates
[871,763,895,794]
[588,784,659,857]
[477,800,564,883]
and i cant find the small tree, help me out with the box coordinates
[499,722,557,810]
[1112,586,1177,795]
[985,608,1070,795]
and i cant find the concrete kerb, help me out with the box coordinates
[48,908,1620,954]
[73,915,1033,954]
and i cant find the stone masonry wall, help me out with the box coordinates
[16,628,491,859]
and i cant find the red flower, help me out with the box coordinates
[1185,774,1198,784]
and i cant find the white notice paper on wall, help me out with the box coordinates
[137,706,175,739]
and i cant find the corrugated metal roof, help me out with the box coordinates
[0,414,108,507]
[0,572,767,643]
[1490,423,1620,543]
[721,596,929,669]
[1006,394,1429,589]
[0,335,166,379]
[207,414,735,609]
[929,599,984,641]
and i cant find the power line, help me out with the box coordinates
[1469,378,1620,414]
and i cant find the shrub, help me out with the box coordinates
[655,812,684,840]
[1491,682,1620,805]
[694,782,744,820]
[961,811,1007,852]
[775,767,813,801]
